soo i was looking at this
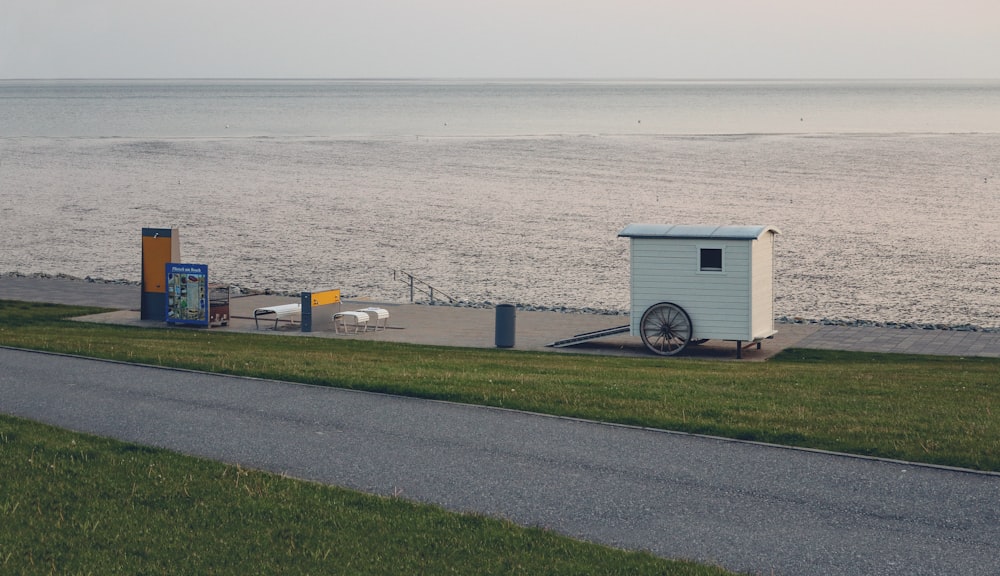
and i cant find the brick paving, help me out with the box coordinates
[794,324,1000,358]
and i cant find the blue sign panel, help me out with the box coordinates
[165,263,209,326]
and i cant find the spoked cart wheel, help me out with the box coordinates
[640,302,693,356]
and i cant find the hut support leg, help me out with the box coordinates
[734,340,763,359]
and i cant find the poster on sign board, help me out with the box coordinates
[165,263,209,326]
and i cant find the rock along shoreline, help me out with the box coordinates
[4,271,998,334]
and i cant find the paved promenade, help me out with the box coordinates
[2,275,998,359]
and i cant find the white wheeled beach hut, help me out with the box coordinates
[618,224,781,357]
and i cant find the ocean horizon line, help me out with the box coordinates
[3,76,999,84]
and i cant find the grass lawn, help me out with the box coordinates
[1,300,996,472]
[0,415,732,575]
[1,300,998,574]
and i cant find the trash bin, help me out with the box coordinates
[495,304,516,348]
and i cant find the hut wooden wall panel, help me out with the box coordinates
[750,234,776,338]
[629,238,755,340]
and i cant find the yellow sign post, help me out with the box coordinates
[310,289,341,307]
[300,289,341,332]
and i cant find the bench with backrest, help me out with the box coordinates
[253,303,301,330]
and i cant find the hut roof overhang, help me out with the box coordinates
[618,224,781,240]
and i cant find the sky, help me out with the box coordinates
[2,0,998,79]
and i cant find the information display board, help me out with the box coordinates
[165,263,209,326]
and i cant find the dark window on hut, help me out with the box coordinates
[700,248,723,271]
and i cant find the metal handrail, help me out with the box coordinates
[392,270,456,304]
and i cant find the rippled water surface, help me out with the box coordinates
[2,80,999,326]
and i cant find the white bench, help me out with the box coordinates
[253,303,301,330]
[356,307,389,331]
[333,311,369,334]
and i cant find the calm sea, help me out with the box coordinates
[2,79,999,327]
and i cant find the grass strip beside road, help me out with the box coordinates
[2,300,998,472]
[0,416,731,575]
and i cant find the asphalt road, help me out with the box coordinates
[2,347,998,576]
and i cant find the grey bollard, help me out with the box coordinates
[495,304,516,348]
